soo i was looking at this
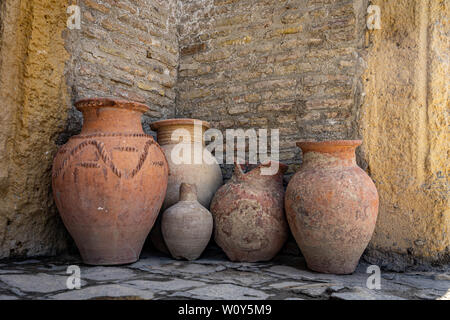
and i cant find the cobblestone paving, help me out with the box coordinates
[0,247,448,300]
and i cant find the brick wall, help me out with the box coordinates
[62,0,179,141]
[176,0,368,177]
[61,0,368,176]
[61,0,368,175]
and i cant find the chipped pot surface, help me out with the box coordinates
[211,161,289,262]
[52,98,168,265]
[285,140,379,274]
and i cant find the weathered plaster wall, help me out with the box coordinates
[176,0,368,178]
[0,0,71,258]
[360,0,449,270]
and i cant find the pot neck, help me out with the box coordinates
[232,161,287,185]
[297,140,361,168]
[76,99,147,135]
[151,119,209,146]
[179,183,198,202]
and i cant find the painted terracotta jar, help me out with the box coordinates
[161,183,213,260]
[285,140,379,274]
[210,161,289,262]
[52,98,168,265]
[149,118,223,253]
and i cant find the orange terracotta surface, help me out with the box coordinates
[285,140,379,274]
[211,161,289,262]
[52,98,168,265]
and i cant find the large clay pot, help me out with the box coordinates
[161,183,213,260]
[52,98,168,265]
[149,118,223,253]
[210,161,289,262]
[285,140,379,274]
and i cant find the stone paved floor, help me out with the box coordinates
[0,247,449,300]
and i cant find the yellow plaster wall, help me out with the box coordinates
[360,0,449,268]
[0,0,71,258]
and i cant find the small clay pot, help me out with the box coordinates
[210,161,289,262]
[161,183,213,260]
[149,119,223,254]
[52,98,168,265]
[285,140,379,274]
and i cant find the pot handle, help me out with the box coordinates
[260,160,288,176]
[233,159,246,181]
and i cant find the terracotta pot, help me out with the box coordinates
[161,183,213,260]
[285,140,379,274]
[149,118,223,253]
[52,98,168,265]
[210,161,289,262]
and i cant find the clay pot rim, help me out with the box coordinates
[296,139,362,150]
[75,98,150,114]
[150,118,211,131]
[235,160,288,178]
[258,160,288,172]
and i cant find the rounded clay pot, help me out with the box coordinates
[52,98,168,265]
[210,161,289,262]
[149,119,223,253]
[161,183,213,260]
[285,140,379,274]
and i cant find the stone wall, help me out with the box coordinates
[176,0,368,177]
[63,0,179,140]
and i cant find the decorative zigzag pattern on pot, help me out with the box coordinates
[53,138,155,179]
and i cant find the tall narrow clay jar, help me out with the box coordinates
[149,119,223,253]
[285,140,379,274]
[210,161,289,262]
[161,183,213,260]
[52,98,168,265]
